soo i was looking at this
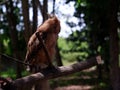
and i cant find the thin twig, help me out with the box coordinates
[0,53,32,66]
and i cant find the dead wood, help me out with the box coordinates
[10,56,102,90]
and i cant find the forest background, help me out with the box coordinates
[0,0,120,90]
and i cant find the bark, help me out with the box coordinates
[36,0,43,15]
[32,0,38,33]
[0,43,1,64]
[42,0,48,22]
[9,56,101,90]
[52,0,55,14]
[21,0,31,43]
[0,42,2,53]
[5,0,22,78]
[109,0,120,89]
[36,0,48,22]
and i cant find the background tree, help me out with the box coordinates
[109,0,120,89]
[4,0,24,78]
[0,0,120,89]
[21,0,31,43]
[66,0,120,89]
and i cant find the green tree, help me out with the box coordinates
[109,0,120,89]
[66,0,120,89]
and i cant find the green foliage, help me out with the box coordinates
[0,68,16,79]
[58,37,89,65]
[2,38,12,55]
[58,37,73,52]
[65,1,111,73]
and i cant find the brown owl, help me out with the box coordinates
[25,16,61,72]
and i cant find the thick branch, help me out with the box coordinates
[11,56,102,90]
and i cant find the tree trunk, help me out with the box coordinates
[21,0,31,43]
[42,0,48,22]
[109,0,120,89]
[0,42,2,68]
[5,0,22,78]
[52,0,55,14]
[32,0,38,33]
[36,0,43,15]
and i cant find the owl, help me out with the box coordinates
[25,16,61,72]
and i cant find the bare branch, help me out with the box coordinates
[10,56,102,90]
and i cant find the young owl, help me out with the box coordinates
[25,16,61,72]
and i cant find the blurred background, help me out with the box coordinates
[0,0,120,90]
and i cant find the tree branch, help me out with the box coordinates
[10,56,102,90]
[36,0,43,16]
